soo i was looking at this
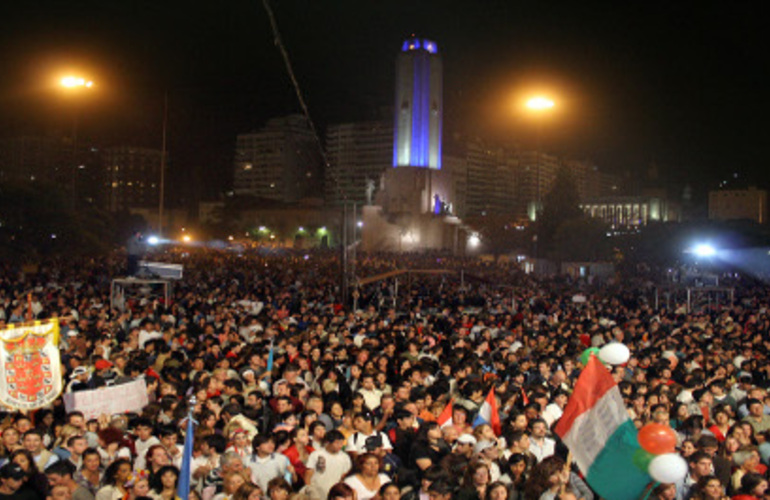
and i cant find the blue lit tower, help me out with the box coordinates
[394,38,442,169]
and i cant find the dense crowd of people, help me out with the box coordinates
[1,249,770,500]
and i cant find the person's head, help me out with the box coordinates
[81,447,101,472]
[232,482,263,500]
[379,482,401,500]
[530,419,548,439]
[66,435,88,457]
[267,477,291,500]
[696,435,720,457]
[134,418,155,441]
[1,427,20,449]
[252,434,275,456]
[523,455,567,500]
[464,461,490,488]
[680,439,696,457]
[651,483,676,500]
[126,472,151,498]
[734,446,761,472]
[324,430,346,453]
[485,482,508,500]
[49,483,73,500]
[507,453,527,478]
[222,470,248,495]
[328,482,356,500]
[22,429,44,454]
[687,451,712,479]
[427,479,454,500]
[10,448,35,474]
[220,451,245,473]
[748,398,764,418]
[45,460,76,487]
[353,411,375,433]
[104,458,133,486]
[740,472,768,497]
[694,475,723,500]
[356,453,381,477]
[152,465,180,493]
[146,444,170,469]
[0,463,26,494]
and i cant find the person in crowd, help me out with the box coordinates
[343,453,390,500]
[44,460,94,500]
[689,475,729,500]
[0,463,40,500]
[305,431,352,500]
[95,458,132,500]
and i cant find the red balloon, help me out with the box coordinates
[638,423,677,455]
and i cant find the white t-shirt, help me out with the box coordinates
[134,436,160,471]
[306,448,352,500]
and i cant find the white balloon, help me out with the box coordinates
[599,342,630,365]
[648,453,688,483]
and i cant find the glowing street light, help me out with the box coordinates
[526,96,555,111]
[60,76,94,89]
[182,234,192,243]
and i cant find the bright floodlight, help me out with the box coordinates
[147,236,160,246]
[468,234,481,248]
[692,244,716,257]
[526,96,555,110]
[182,235,192,243]
[61,76,94,88]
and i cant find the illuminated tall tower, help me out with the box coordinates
[394,37,442,169]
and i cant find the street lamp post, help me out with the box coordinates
[59,76,94,210]
[159,91,168,235]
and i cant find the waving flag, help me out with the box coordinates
[0,320,62,411]
[437,398,454,428]
[266,338,274,374]
[473,387,501,435]
[554,355,650,500]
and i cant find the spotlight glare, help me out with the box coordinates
[692,244,716,257]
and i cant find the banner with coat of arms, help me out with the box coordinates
[0,320,62,410]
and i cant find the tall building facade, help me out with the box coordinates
[233,115,321,203]
[709,187,767,224]
[103,146,162,211]
[394,38,442,169]
[325,121,392,206]
[0,136,69,184]
[462,139,517,217]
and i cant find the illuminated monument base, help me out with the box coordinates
[361,167,467,253]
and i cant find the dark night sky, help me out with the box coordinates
[0,1,766,203]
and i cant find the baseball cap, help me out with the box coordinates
[455,434,477,446]
[94,359,113,371]
[474,439,497,454]
[70,366,89,379]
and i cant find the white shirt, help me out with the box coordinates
[344,473,391,500]
[529,437,556,463]
[307,448,352,500]
[139,329,163,348]
[346,430,393,454]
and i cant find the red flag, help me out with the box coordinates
[437,398,454,428]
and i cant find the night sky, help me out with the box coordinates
[0,1,766,204]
